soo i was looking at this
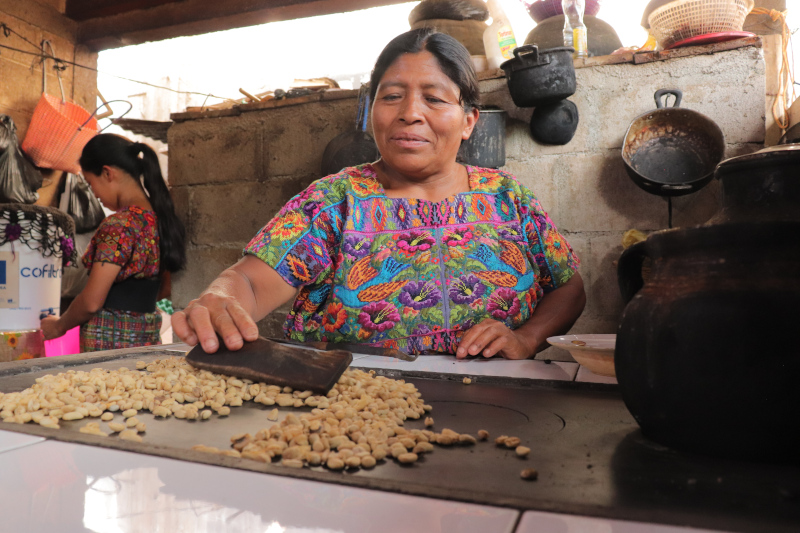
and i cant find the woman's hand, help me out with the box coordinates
[40,315,66,341]
[456,318,534,360]
[173,289,260,354]
[456,273,587,360]
[172,256,297,354]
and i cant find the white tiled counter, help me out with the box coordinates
[352,353,580,381]
[0,438,519,533]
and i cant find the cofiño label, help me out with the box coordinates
[21,264,62,279]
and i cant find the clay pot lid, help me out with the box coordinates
[715,143,800,175]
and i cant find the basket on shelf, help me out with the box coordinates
[647,0,754,49]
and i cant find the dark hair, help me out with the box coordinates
[79,134,186,273]
[369,28,480,111]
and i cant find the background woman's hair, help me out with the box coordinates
[369,28,480,111]
[79,134,187,273]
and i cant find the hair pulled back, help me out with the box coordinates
[79,134,186,273]
[369,28,480,111]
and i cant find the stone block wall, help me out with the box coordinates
[169,43,765,360]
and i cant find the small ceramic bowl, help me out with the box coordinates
[546,334,616,377]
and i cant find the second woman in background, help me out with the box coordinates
[40,134,186,351]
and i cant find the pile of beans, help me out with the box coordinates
[0,357,537,478]
[193,369,485,471]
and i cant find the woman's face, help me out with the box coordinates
[81,169,114,210]
[371,51,478,179]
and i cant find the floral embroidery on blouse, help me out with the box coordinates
[83,206,160,282]
[245,164,579,354]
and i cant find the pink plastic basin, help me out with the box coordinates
[44,326,80,357]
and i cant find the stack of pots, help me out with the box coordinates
[615,144,800,461]
[500,45,579,145]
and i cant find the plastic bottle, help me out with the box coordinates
[483,0,517,70]
[562,0,588,59]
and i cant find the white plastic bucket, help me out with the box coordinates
[0,242,62,331]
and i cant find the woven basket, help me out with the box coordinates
[648,0,754,49]
[21,93,98,174]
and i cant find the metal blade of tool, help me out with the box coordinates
[184,337,352,394]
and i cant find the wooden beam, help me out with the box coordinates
[66,0,182,22]
[77,0,410,51]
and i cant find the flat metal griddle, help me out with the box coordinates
[1,346,799,533]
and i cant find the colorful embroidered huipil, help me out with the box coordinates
[81,206,162,352]
[245,164,579,354]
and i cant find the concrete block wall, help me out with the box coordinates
[169,44,765,360]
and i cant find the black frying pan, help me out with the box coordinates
[622,89,725,198]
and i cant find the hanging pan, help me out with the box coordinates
[622,89,725,197]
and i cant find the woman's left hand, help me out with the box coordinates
[456,318,533,360]
[40,316,65,341]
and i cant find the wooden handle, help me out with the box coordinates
[239,88,261,102]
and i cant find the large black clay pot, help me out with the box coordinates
[616,221,800,460]
[524,15,623,57]
[707,144,800,225]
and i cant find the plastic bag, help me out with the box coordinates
[60,173,105,233]
[0,115,43,204]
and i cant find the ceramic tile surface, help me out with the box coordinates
[0,439,519,533]
[517,510,734,533]
[0,429,44,454]
[575,365,618,384]
[352,354,578,381]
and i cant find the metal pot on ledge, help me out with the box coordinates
[613,144,800,461]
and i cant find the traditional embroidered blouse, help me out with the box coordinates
[83,206,160,282]
[245,164,579,354]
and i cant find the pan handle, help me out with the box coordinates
[512,44,550,67]
[654,89,682,109]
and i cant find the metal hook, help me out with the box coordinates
[40,40,65,103]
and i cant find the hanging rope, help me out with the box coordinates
[750,8,796,134]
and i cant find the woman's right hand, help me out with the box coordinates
[172,288,260,353]
[172,256,297,353]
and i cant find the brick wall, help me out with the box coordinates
[169,43,766,360]
[1,0,98,206]
[0,0,96,140]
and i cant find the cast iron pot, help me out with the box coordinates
[616,221,800,460]
[622,89,725,197]
[707,144,800,225]
[457,107,506,168]
[321,87,379,176]
[529,99,579,145]
[500,45,576,108]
